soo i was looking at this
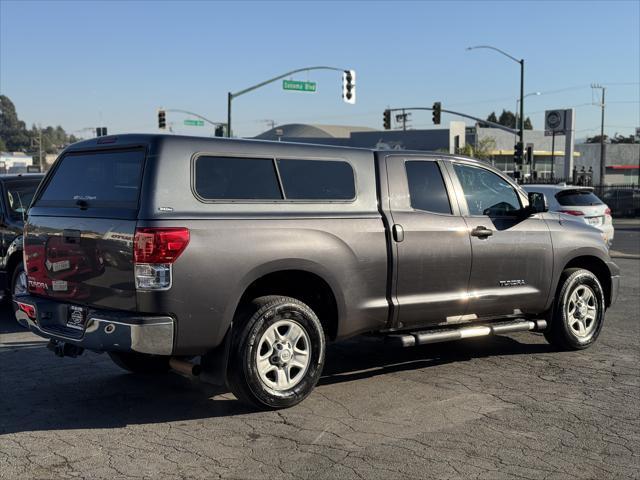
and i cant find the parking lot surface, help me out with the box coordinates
[1,258,639,479]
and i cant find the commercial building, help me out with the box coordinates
[256,123,639,185]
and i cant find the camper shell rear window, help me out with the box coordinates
[35,149,145,210]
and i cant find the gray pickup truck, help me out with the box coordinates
[15,134,619,409]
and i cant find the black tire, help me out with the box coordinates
[108,351,171,374]
[10,262,27,300]
[544,268,606,350]
[226,295,326,409]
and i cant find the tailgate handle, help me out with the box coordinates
[63,229,81,244]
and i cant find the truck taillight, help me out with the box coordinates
[134,228,190,290]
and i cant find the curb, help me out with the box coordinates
[610,250,640,259]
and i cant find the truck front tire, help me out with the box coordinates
[227,295,326,409]
[544,268,605,350]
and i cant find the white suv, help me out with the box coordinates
[524,184,614,245]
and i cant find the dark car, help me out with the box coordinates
[14,135,618,409]
[0,173,45,301]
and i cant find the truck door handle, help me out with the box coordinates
[470,226,493,238]
[392,224,404,243]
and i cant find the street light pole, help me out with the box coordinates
[591,84,606,184]
[515,92,541,141]
[466,45,525,175]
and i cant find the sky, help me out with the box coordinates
[1,0,639,139]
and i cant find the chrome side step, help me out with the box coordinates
[385,319,547,348]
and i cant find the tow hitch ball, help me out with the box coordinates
[47,339,84,358]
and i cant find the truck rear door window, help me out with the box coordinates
[195,156,282,200]
[405,161,452,214]
[276,159,355,200]
[36,149,144,209]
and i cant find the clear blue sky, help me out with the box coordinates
[1,0,638,139]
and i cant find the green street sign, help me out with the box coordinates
[283,80,317,92]
[184,119,205,127]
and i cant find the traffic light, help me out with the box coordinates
[96,127,107,137]
[432,102,441,125]
[342,70,356,104]
[514,142,524,163]
[525,144,533,164]
[383,109,391,130]
[215,125,225,137]
[158,109,166,130]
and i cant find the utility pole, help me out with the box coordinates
[31,127,43,168]
[591,84,606,185]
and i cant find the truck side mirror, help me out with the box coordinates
[528,191,549,214]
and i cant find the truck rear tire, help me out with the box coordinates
[227,295,326,409]
[544,268,605,350]
[108,352,171,374]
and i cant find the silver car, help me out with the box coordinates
[524,184,614,245]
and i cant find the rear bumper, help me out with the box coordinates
[13,295,174,355]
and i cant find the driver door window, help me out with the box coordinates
[453,163,520,216]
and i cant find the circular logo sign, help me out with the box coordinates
[546,111,562,130]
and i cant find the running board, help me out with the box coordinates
[385,319,547,348]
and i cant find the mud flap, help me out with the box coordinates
[199,327,232,386]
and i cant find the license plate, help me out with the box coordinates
[66,305,87,331]
[587,216,602,226]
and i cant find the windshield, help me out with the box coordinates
[556,190,603,206]
[5,180,41,220]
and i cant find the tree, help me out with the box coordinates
[586,134,608,144]
[486,110,533,130]
[498,110,516,129]
[0,95,30,151]
[0,95,77,156]
[458,136,496,161]
[611,134,636,144]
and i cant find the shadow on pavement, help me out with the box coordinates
[0,327,554,435]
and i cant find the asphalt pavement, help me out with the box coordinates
[1,255,639,479]
[611,219,640,258]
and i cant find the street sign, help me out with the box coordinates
[283,80,317,92]
[184,119,205,127]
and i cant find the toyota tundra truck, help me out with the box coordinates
[15,134,619,409]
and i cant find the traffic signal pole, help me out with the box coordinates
[384,106,518,135]
[226,65,351,138]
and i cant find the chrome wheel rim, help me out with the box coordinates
[13,270,27,297]
[255,319,311,391]
[566,284,598,338]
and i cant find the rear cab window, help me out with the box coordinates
[405,161,452,214]
[35,149,145,212]
[556,190,603,206]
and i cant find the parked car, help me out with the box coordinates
[524,184,614,245]
[0,173,45,301]
[15,135,619,409]
[601,188,640,218]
